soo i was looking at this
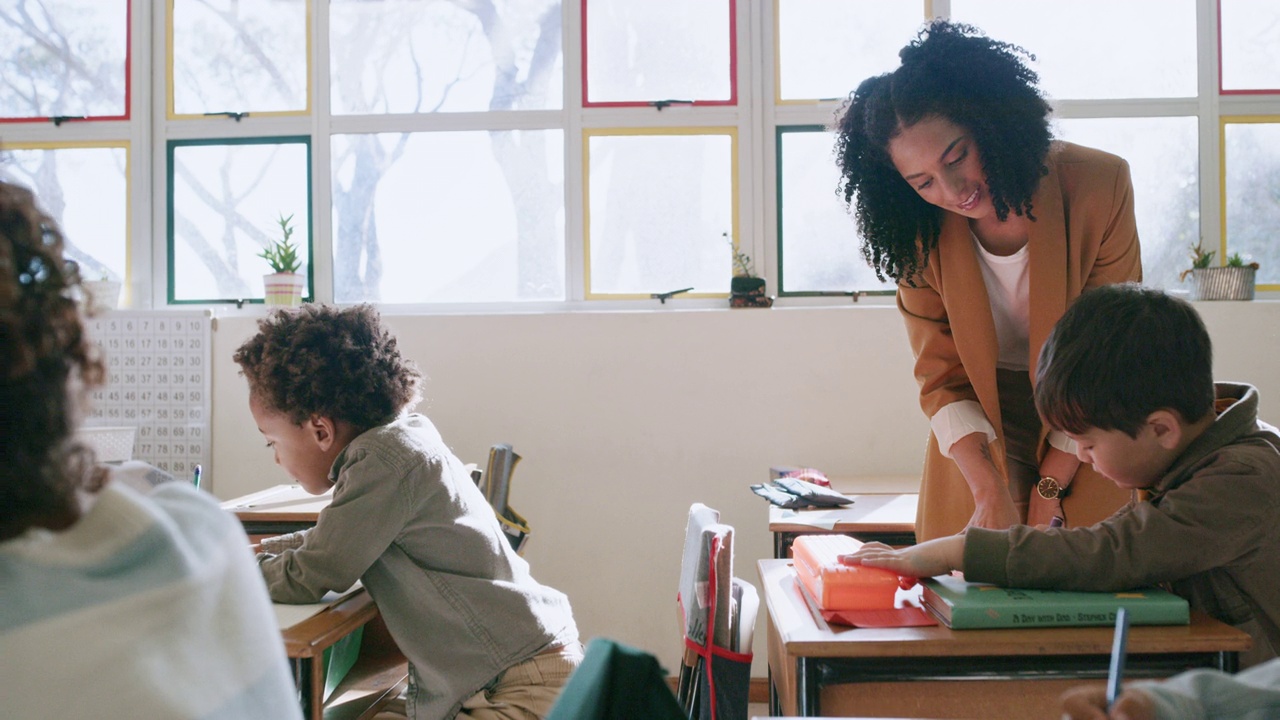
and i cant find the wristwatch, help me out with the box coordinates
[1037,476,1069,500]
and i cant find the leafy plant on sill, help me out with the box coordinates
[1178,241,1215,282]
[1226,252,1260,270]
[258,213,302,274]
[725,232,755,278]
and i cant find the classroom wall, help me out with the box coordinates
[208,300,1280,676]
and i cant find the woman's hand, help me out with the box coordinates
[1060,683,1156,720]
[1027,494,1064,528]
[840,536,965,578]
[949,433,1020,530]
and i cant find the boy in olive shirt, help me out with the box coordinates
[843,284,1280,668]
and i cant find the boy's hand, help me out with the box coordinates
[1060,684,1156,720]
[839,536,965,578]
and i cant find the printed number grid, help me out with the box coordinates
[84,311,212,479]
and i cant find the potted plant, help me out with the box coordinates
[1180,242,1258,301]
[259,213,306,307]
[726,233,772,308]
[83,271,123,312]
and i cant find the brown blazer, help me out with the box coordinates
[899,142,1143,541]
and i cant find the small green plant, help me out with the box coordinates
[724,232,755,277]
[1226,252,1260,270]
[1179,241,1215,282]
[258,213,302,274]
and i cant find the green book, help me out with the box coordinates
[920,575,1190,630]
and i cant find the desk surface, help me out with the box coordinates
[760,558,1249,658]
[222,484,332,523]
[759,558,1251,717]
[278,587,378,660]
[768,493,917,536]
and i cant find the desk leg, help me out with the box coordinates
[768,667,780,716]
[795,657,820,716]
[293,657,324,720]
[1219,651,1239,674]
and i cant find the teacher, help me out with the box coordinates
[833,20,1142,540]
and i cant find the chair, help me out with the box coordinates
[676,504,755,720]
[475,443,531,554]
[545,637,685,720]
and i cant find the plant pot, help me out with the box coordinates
[83,280,122,311]
[1187,266,1256,301]
[263,272,306,307]
[729,275,772,308]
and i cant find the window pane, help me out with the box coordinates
[172,0,307,115]
[0,145,129,282]
[584,0,732,104]
[587,132,734,295]
[1220,0,1280,92]
[1055,117,1199,291]
[1224,122,1280,285]
[778,128,891,292]
[170,140,311,302]
[778,0,923,101]
[0,0,128,118]
[950,0,1197,99]
[330,0,562,114]
[331,130,564,304]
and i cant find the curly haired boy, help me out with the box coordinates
[236,304,580,720]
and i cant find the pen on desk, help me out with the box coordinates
[1107,607,1131,709]
[192,464,202,490]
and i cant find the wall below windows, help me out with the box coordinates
[208,301,1280,676]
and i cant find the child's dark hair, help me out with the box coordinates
[1035,284,1215,438]
[233,304,421,430]
[833,20,1052,284]
[0,181,105,541]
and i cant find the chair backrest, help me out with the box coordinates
[546,637,686,720]
[478,443,530,554]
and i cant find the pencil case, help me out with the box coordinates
[792,534,900,611]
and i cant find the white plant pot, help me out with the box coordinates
[83,280,123,311]
[263,272,306,307]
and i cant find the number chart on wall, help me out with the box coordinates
[83,311,212,479]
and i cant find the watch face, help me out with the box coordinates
[1037,477,1061,500]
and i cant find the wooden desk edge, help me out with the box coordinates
[758,559,1252,658]
[281,590,380,658]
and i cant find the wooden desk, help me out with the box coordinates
[770,493,918,558]
[759,559,1250,718]
[222,484,331,536]
[278,588,407,720]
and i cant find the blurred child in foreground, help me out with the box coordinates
[0,180,299,719]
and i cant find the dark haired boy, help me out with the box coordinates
[843,284,1280,667]
[236,304,581,720]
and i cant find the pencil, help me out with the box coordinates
[193,464,202,490]
[1106,607,1130,708]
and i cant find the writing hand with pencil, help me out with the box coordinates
[1059,685,1156,720]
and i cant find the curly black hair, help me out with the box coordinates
[233,304,421,430]
[1,181,104,541]
[833,20,1053,284]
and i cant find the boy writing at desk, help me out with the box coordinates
[236,305,581,720]
[843,284,1280,669]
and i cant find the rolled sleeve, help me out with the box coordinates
[961,527,1012,587]
[930,400,997,458]
[1047,430,1078,456]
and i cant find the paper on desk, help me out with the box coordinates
[221,483,333,512]
[272,581,363,630]
[775,507,848,530]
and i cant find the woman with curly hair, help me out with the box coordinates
[834,20,1141,540]
[0,180,300,718]
[236,304,581,720]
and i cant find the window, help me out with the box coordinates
[0,0,1275,308]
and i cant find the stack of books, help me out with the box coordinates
[920,574,1190,630]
